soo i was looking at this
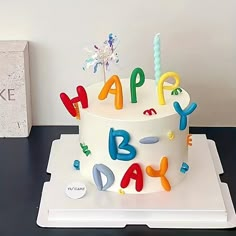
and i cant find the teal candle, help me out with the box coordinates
[154,34,161,84]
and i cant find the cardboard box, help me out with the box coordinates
[0,41,32,137]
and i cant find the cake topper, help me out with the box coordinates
[83,33,119,83]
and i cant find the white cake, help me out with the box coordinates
[76,77,193,194]
[60,33,197,195]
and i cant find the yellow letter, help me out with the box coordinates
[157,72,180,105]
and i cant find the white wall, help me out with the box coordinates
[0,0,235,126]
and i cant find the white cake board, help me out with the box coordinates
[37,134,236,228]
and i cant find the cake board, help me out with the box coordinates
[37,134,236,228]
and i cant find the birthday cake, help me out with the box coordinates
[60,34,197,195]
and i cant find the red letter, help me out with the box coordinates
[60,85,88,119]
[120,163,143,192]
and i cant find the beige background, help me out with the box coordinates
[0,0,235,126]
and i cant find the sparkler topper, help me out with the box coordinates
[83,33,119,83]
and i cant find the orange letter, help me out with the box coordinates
[146,157,171,192]
[98,75,123,109]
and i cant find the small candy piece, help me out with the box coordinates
[180,162,189,174]
[171,87,182,95]
[173,102,197,131]
[139,136,160,144]
[73,160,80,170]
[167,131,175,140]
[143,108,157,116]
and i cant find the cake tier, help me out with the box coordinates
[78,78,191,194]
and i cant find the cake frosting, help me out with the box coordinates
[76,78,191,194]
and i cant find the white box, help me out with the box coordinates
[0,41,32,137]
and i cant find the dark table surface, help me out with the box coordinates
[1,126,236,236]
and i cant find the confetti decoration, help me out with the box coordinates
[83,33,119,83]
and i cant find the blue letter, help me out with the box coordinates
[109,128,137,161]
[92,164,115,191]
[173,102,197,130]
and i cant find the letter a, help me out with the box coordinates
[98,75,123,109]
[120,163,143,192]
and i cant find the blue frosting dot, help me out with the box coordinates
[73,160,80,170]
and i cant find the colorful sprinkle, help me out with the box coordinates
[143,108,157,116]
[180,162,189,174]
[118,189,125,195]
[171,87,182,95]
[139,136,160,144]
[187,134,192,146]
[73,160,80,170]
[167,131,175,140]
[80,143,91,156]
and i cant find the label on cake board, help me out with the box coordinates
[65,182,87,199]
